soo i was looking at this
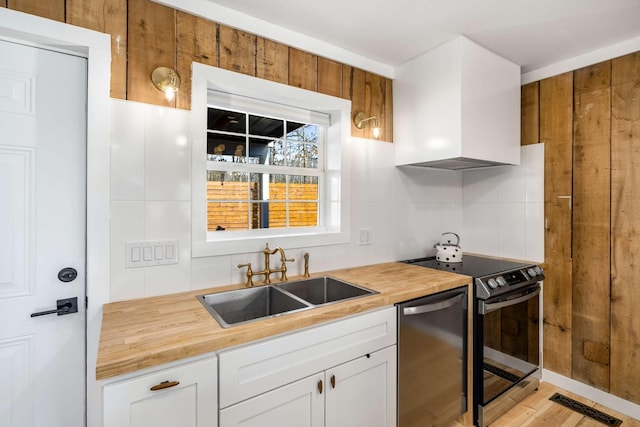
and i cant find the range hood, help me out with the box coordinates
[393,36,521,170]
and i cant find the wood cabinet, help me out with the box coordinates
[220,346,396,427]
[103,356,217,427]
[394,35,520,167]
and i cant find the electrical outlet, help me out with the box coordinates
[358,228,372,246]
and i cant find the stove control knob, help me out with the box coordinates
[528,267,537,278]
[487,278,498,289]
[496,276,507,287]
[534,266,543,275]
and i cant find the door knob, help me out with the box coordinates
[31,297,78,317]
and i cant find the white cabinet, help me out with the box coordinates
[103,356,217,427]
[220,346,396,427]
[220,373,325,427]
[219,307,397,427]
[325,346,397,427]
[394,35,521,169]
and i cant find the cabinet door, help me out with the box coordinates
[103,357,217,427]
[220,373,324,427]
[325,345,397,427]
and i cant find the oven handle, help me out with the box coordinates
[479,286,540,315]
[403,293,465,316]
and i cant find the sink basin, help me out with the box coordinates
[198,286,311,328]
[276,276,377,305]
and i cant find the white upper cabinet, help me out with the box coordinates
[393,36,521,170]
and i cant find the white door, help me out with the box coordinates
[220,373,325,427]
[0,39,87,426]
[325,346,397,427]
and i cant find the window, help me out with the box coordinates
[205,101,326,232]
[191,63,351,257]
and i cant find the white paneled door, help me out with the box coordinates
[0,40,86,426]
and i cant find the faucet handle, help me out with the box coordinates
[303,253,310,278]
[237,263,254,287]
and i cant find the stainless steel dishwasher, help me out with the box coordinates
[397,287,467,427]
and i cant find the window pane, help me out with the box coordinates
[207,171,249,200]
[207,134,246,162]
[250,202,287,229]
[207,108,246,133]
[262,139,286,166]
[249,115,284,137]
[289,202,318,227]
[247,137,276,165]
[286,121,305,141]
[207,202,249,231]
[287,142,318,168]
[289,176,318,201]
[287,123,318,144]
[248,173,287,201]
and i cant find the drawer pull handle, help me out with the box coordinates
[150,380,180,391]
[317,380,323,394]
[330,375,336,389]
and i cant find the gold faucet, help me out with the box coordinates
[237,243,295,287]
[303,252,310,278]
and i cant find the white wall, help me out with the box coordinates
[109,100,464,301]
[109,99,543,301]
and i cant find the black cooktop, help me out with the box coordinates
[402,254,532,278]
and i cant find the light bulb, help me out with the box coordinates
[164,87,176,102]
[372,127,381,139]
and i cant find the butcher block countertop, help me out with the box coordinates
[96,262,471,380]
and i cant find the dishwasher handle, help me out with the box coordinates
[402,293,465,316]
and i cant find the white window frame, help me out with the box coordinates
[191,63,351,257]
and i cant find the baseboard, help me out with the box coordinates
[542,369,640,421]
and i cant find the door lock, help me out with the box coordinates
[58,267,78,283]
[31,297,78,317]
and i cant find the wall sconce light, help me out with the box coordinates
[151,67,180,102]
[353,112,381,139]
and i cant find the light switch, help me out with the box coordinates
[131,247,141,262]
[143,246,153,261]
[125,240,179,268]
[165,244,175,259]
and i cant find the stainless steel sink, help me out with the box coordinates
[197,286,311,328]
[197,277,377,328]
[275,276,377,305]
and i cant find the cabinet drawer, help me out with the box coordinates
[103,357,217,427]
[219,307,396,408]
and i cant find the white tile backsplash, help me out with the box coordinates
[143,201,191,296]
[110,201,145,302]
[144,106,191,201]
[110,101,145,201]
[525,143,545,203]
[462,144,544,261]
[108,99,545,300]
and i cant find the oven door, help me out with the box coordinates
[474,284,540,426]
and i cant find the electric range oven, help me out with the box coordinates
[402,255,544,427]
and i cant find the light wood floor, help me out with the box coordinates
[449,382,640,426]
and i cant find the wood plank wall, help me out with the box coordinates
[2,0,393,141]
[522,51,640,404]
[610,51,640,403]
